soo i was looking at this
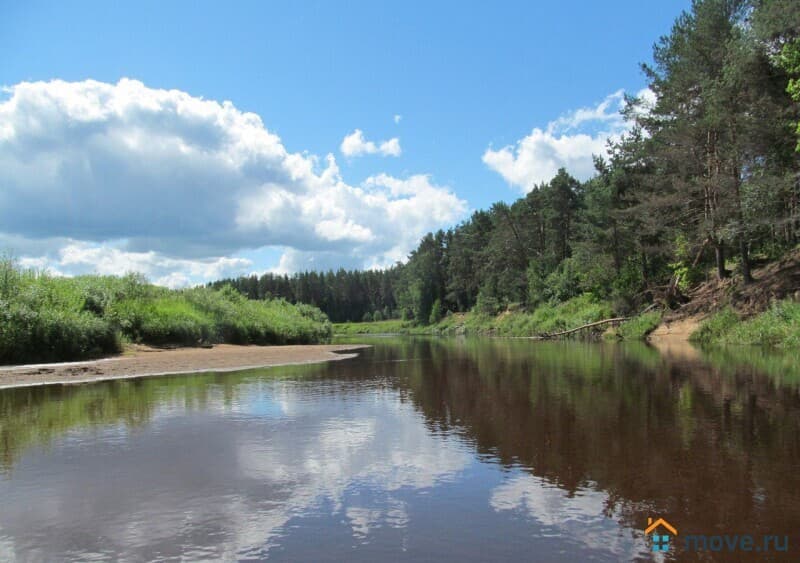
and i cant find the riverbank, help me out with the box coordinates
[0,343,369,389]
[0,260,333,365]
[335,299,799,347]
[335,294,616,338]
[333,250,800,347]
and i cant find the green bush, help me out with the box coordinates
[525,293,612,334]
[428,299,443,325]
[425,293,613,337]
[693,301,800,347]
[690,307,740,344]
[475,289,501,315]
[614,311,662,340]
[543,259,583,303]
[669,233,703,292]
[109,297,215,346]
[0,260,331,364]
[333,319,410,335]
[0,302,120,364]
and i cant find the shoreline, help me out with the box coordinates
[648,315,703,344]
[0,343,370,390]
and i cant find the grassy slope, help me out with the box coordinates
[606,311,662,341]
[691,301,800,347]
[339,295,800,346]
[332,319,413,335]
[663,248,800,346]
[335,294,619,338]
[0,261,332,365]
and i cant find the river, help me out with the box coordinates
[1,337,798,561]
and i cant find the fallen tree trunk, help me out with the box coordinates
[538,317,629,339]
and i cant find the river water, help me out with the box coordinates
[1,338,799,561]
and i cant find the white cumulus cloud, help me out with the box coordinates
[340,128,402,157]
[0,79,462,285]
[270,173,467,274]
[482,89,651,192]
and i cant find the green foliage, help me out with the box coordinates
[690,307,741,344]
[474,288,502,316]
[0,304,120,364]
[427,293,613,337]
[211,267,401,324]
[669,234,703,291]
[693,301,800,347]
[780,39,800,150]
[332,319,411,335]
[613,311,662,340]
[522,293,612,335]
[526,263,547,307]
[0,259,331,365]
[610,260,646,310]
[0,258,122,363]
[109,297,214,346]
[428,298,443,325]
[542,258,583,303]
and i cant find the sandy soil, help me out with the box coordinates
[648,315,703,343]
[647,315,705,359]
[0,343,370,390]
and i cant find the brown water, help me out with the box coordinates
[1,338,799,561]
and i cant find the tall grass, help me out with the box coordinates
[692,301,800,347]
[333,319,412,335]
[612,311,662,341]
[689,307,740,345]
[0,258,331,365]
[387,293,615,337]
[498,293,613,335]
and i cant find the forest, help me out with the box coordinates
[214,0,799,333]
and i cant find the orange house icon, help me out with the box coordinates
[645,517,678,536]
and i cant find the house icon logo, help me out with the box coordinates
[646,517,678,553]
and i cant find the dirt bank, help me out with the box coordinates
[649,315,703,343]
[0,344,370,390]
[650,249,800,343]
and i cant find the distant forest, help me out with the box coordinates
[213,0,800,324]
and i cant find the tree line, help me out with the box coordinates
[214,0,800,324]
[210,269,402,323]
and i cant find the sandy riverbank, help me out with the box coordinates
[647,315,704,360]
[0,343,370,390]
[648,315,703,343]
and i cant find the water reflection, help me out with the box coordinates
[1,338,799,561]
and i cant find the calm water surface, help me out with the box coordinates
[1,338,800,561]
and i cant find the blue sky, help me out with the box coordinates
[0,0,689,285]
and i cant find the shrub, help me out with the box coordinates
[543,259,583,303]
[0,263,332,364]
[615,311,662,340]
[526,293,612,334]
[107,297,214,345]
[475,289,501,316]
[428,299,443,325]
[669,233,703,292]
[0,303,120,364]
[692,303,800,347]
[690,307,740,344]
